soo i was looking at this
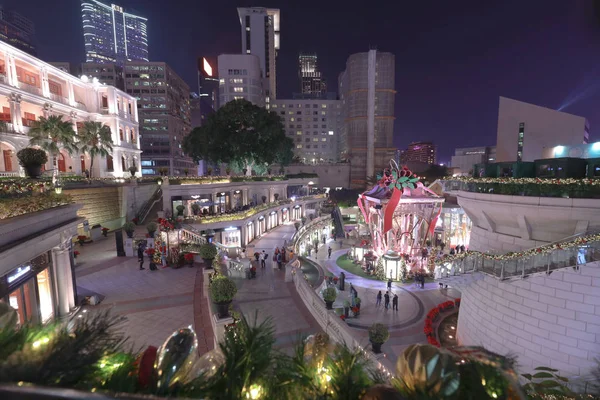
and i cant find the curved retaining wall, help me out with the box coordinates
[455,263,600,377]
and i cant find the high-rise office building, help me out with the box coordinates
[272,99,341,163]
[198,57,219,112]
[81,1,148,64]
[0,6,36,55]
[299,53,326,97]
[80,62,124,89]
[400,141,436,165]
[338,49,396,188]
[217,54,264,107]
[123,62,195,176]
[237,7,280,102]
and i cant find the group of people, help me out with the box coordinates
[449,244,466,255]
[376,290,398,311]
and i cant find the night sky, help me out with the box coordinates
[6,0,600,163]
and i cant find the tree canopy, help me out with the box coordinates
[182,99,294,173]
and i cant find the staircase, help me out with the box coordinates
[136,187,162,224]
[437,229,600,282]
[331,205,345,239]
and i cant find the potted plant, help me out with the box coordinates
[146,248,157,270]
[191,203,201,216]
[128,165,138,178]
[17,148,48,179]
[322,287,337,310]
[176,204,185,216]
[294,222,301,231]
[146,221,158,238]
[210,275,237,318]
[122,221,136,238]
[368,323,390,354]
[73,250,80,259]
[199,243,218,268]
[261,195,267,204]
[77,235,87,246]
[101,227,109,237]
[184,253,194,266]
[343,300,350,318]
[273,193,279,201]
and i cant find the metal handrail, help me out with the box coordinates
[136,187,162,223]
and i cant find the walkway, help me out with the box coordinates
[308,239,460,366]
[231,223,321,353]
[74,225,214,354]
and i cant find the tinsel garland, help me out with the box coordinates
[436,232,600,263]
[449,176,600,186]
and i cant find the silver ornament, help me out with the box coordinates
[155,326,198,390]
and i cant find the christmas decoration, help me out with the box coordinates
[155,326,198,392]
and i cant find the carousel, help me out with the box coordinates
[351,161,444,281]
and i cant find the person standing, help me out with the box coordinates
[137,243,146,270]
[384,291,390,309]
[387,278,392,292]
[261,250,267,269]
[328,246,332,259]
[376,291,382,307]
[392,294,398,311]
[276,252,282,270]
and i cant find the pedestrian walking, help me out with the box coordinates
[340,239,343,248]
[384,291,390,309]
[460,244,466,253]
[376,291,382,307]
[387,278,392,292]
[241,248,246,259]
[137,243,146,270]
[328,246,332,259]
[277,253,282,270]
[261,250,267,269]
[392,294,398,311]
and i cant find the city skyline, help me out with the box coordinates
[2,0,600,162]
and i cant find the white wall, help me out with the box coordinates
[217,54,264,107]
[284,163,350,189]
[456,265,600,377]
[496,96,588,163]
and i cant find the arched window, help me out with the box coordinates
[106,155,114,171]
[119,128,124,141]
[121,156,126,172]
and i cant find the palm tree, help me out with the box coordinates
[27,115,77,183]
[78,121,113,178]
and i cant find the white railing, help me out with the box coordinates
[180,225,206,245]
[49,92,69,105]
[100,108,110,115]
[292,215,333,253]
[18,81,42,96]
[75,101,87,111]
[290,261,395,379]
[0,171,20,177]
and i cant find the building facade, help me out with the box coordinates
[217,54,264,107]
[0,6,36,56]
[450,146,496,175]
[237,7,280,102]
[81,1,148,64]
[198,57,219,113]
[400,141,436,165]
[81,62,124,89]
[123,61,195,176]
[496,96,589,163]
[338,50,396,188]
[299,53,326,97]
[0,41,141,178]
[272,98,341,163]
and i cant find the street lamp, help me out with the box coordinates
[54,179,63,194]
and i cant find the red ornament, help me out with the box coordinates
[137,346,158,389]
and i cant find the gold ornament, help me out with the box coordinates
[396,344,460,398]
[184,348,225,383]
[155,327,198,391]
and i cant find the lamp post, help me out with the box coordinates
[54,179,63,194]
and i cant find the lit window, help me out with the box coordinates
[321,138,327,142]
[288,111,294,115]
[296,131,302,135]
[272,104,278,108]
[328,130,334,135]
[219,78,224,84]
[321,111,326,115]
[234,96,244,100]
[234,87,244,93]
[296,144,303,149]
[313,138,319,142]
[322,104,327,108]
[290,117,295,122]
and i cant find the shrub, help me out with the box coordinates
[322,287,337,302]
[122,221,136,233]
[199,243,217,259]
[368,323,390,344]
[17,148,48,166]
[210,276,237,303]
[146,221,157,233]
[191,203,201,214]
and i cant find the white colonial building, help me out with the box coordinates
[0,41,141,178]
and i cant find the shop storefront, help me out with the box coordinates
[246,221,254,244]
[282,208,289,222]
[257,216,266,236]
[435,205,472,248]
[220,227,241,247]
[292,205,302,220]
[0,252,57,326]
[267,211,278,230]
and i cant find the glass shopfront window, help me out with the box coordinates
[221,228,240,247]
[1,252,56,326]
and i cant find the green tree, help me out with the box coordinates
[27,115,77,182]
[182,99,293,175]
[422,164,449,183]
[78,121,113,178]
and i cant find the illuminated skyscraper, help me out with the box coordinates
[0,6,36,56]
[237,7,280,102]
[81,1,148,64]
[299,53,326,96]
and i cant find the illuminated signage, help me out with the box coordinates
[203,58,213,77]
[225,227,238,231]
[8,266,31,284]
